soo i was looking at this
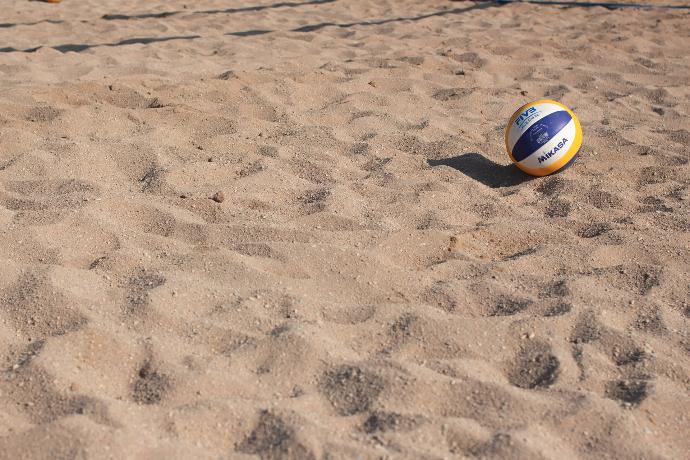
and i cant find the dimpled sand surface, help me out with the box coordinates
[0,0,688,458]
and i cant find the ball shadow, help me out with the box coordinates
[427,153,534,188]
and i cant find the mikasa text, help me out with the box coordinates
[538,138,569,163]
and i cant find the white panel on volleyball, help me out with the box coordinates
[518,120,576,170]
[508,102,565,151]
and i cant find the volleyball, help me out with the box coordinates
[505,99,583,176]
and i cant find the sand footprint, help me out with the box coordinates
[238,411,314,460]
[296,188,331,215]
[506,341,560,390]
[545,198,572,218]
[591,265,661,296]
[605,379,649,407]
[577,222,613,240]
[319,365,384,416]
[449,432,541,460]
[0,270,87,338]
[569,310,655,406]
[2,341,112,425]
[25,104,62,123]
[538,279,573,317]
[490,295,534,317]
[432,87,474,102]
[1,178,100,214]
[361,411,422,435]
[132,359,171,405]
[123,268,166,314]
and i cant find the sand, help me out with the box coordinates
[0,0,689,458]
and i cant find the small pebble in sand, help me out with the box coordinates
[211,191,225,203]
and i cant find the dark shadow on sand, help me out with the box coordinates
[0,19,63,29]
[223,2,498,36]
[1,2,496,53]
[198,0,337,15]
[291,2,496,32]
[0,35,201,54]
[102,0,337,21]
[493,0,690,10]
[428,153,534,188]
[102,11,179,21]
[227,29,273,37]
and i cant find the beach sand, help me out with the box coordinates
[0,0,688,458]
